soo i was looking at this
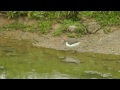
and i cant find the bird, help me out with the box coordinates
[62,35,80,51]
[64,39,80,48]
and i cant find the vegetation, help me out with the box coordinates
[0,11,120,37]
[53,19,87,37]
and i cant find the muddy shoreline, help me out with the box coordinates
[0,30,120,55]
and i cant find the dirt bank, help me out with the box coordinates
[0,29,120,55]
[0,16,120,55]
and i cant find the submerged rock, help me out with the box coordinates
[84,71,112,78]
[0,66,5,70]
[5,53,21,56]
[62,57,80,64]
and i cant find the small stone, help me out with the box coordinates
[63,57,80,64]
[67,25,77,33]
[0,66,4,69]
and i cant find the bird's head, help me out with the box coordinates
[61,35,67,44]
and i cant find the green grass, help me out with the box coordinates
[53,19,87,37]
[103,27,111,34]
[38,20,52,34]
[78,11,120,26]
[1,11,120,36]
[5,23,27,31]
[1,11,120,26]
[1,20,53,33]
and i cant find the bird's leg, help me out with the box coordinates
[71,50,75,53]
[69,48,75,53]
[65,47,69,51]
[72,46,79,53]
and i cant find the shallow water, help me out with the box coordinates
[0,38,120,79]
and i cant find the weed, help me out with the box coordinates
[1,11,120,35]
[103,27,111,34]
[4,22,27,31]
[54,19,87,36]
[38,21,52,34]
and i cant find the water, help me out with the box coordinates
[0,38,120,79]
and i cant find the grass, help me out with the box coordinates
[78,11,120,26]
[4,23,27,31]
[53,19,87,37]
[1,11,120,36]
[1,20,53,33]
[103,27,111,34]
[38,20,52,33]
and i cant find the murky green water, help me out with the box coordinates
[0,38,120,79]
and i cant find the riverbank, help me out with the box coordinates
[0,29,120,55]
[0,15,120,55]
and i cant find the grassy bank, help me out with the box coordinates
[0,11,120,37]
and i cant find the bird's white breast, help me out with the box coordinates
[66,42,80,47]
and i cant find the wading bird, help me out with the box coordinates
[62,36,80,52]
